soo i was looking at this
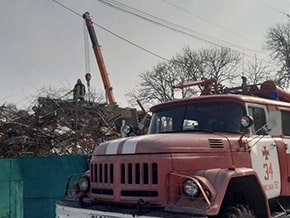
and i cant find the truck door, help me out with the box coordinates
[247,104,281,199]
[276,108,290,194]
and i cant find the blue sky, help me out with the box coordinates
[0,0,289,109]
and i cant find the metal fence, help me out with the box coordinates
[0,155,88,218]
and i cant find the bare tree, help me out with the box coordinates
[34,85,104,104]
[244,55,272,84]
[265,21,290,87]
[87,87,105,103]
[172,46,205,98]
[172,47,242,97]
[198,47,241,84]
[174,46,241,85]
[128,46,242,108]
[127,62,177,107]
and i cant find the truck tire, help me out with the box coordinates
[220,204,255,218]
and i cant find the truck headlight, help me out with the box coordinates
[78,176,90,192]
[182,179,200,198]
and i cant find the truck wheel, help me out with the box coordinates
[220,204,255,218]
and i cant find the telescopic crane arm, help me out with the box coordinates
[83,12,116,104]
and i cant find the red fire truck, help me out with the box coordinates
[56,78,290,218]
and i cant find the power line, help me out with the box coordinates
[255,0,290,18]
[97,0,264,54]
[52,0,170,61]
[52,0,83,17]
[95,0,221,47]
[162,0,263,47]
[96,0,278,68]
[52,0,278,69]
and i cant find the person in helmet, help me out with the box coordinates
[73,79,86,101]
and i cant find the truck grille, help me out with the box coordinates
[91,162,158,185]
[121,162,158,185]
[91,163,114,184]
[91,162,159,197]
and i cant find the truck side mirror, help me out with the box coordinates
[121,123,133,137]
[241,115,254,129]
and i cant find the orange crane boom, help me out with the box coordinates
[83,12,116,104]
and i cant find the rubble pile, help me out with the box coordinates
[0,97,147,158]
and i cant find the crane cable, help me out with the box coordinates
[83,21,91,75]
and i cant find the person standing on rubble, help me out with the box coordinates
[73,79,86,101]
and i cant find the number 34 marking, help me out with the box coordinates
[263,163,273,181]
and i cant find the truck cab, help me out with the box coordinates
[56,80,290,218]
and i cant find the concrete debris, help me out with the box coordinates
[0,97,149,158]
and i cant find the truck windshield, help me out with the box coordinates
[148,102,245,134]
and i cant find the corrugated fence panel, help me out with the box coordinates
[0,159,23,218]
[17,155,88,218]
[0,155,88,218]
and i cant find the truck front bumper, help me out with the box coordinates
[56,201,145,218]
[55,200,207,218]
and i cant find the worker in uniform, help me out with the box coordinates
[73,79,86,101]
